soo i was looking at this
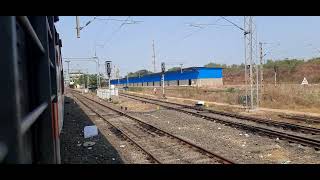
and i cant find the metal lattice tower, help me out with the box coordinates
[244,16,259,110]
[116,67,120,84]
[152,40,156,73]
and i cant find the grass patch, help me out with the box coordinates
[128,87,143,92]
[112,100,119,104]
[226,87,237,93]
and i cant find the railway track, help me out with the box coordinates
[119,92,320,149]
[72,92,234,164]
[279,114,320,124]
[120,92,320,135]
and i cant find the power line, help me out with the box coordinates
[186,23,233,28]
[182,17,224,40]
[79,16,97,31]
[101,16,132,48]
[94,16,110,44]
[220,16,246,32]
[95,17,143,24]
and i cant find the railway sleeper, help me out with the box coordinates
[193,158,217,164]
[122,94,320,135]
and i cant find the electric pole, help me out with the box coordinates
[259,42,264,107]
[127,73,129,87]
[65,60,71,86]
[244,16,259,110]
[95,57,100,89]
[86,69,89,89]
[76,16,80,38]
[161,62,166,98]
[259,42,263,86]
[116,67,120,86]
[152,40,156,73]
[274,65,278,87]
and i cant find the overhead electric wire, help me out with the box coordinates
[79,16,97,31]
[262,42,281,58]
[181,17,224,41]
[220,16,245,32]
[94,16,110,44]
[101,16,132,48]
[95,17,143,24]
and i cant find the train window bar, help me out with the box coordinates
[0,142,8,162]
[46,18,53,41]
[16,16,45,54]
[20,102,48,135]
[51,95,56,102]
[50,59,55,69]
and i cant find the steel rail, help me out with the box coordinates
[120,92,320,135]
[119,93,320,149]
[72,92,235,164]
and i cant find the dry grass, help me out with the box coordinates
[261,84,320,113]
[131,84,320,114]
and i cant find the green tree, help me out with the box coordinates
[127,69,153,77]
[168,67,181,71]
[204,62,223,68]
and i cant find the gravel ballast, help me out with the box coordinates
[60,93,154,164]
[60,95,126,163]
[62,92,320,164]
[130,109,320,164]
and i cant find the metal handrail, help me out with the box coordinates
[20,102,48,134]
[46,18,52,40]
[0,142,8,162]
[51,95,56,101]
[16,16,45,54]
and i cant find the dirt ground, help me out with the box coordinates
[127,84,320,114]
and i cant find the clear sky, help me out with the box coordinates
[55,16,320,77]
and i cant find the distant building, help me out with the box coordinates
[111,67,223,87]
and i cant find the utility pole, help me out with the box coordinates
[219,16,259,109]
[244,16,258,110]
[65,60,71,86]
[180,63,183,73]
[86,69,89,89]
[116,67,120,86]
[274,65,278,87]
[259,42,264,106]
[76,16,80,38]
[259,42,263,88]
[95,58,100,89]
[161,62,166,98]
[152,40,156,73]
[127,73,129,87]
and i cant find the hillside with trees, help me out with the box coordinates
[205,57,320,85]
[126,69,153,78]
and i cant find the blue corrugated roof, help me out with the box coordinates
[111,67,222,84]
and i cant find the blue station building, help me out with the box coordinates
[111,67,223,87]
